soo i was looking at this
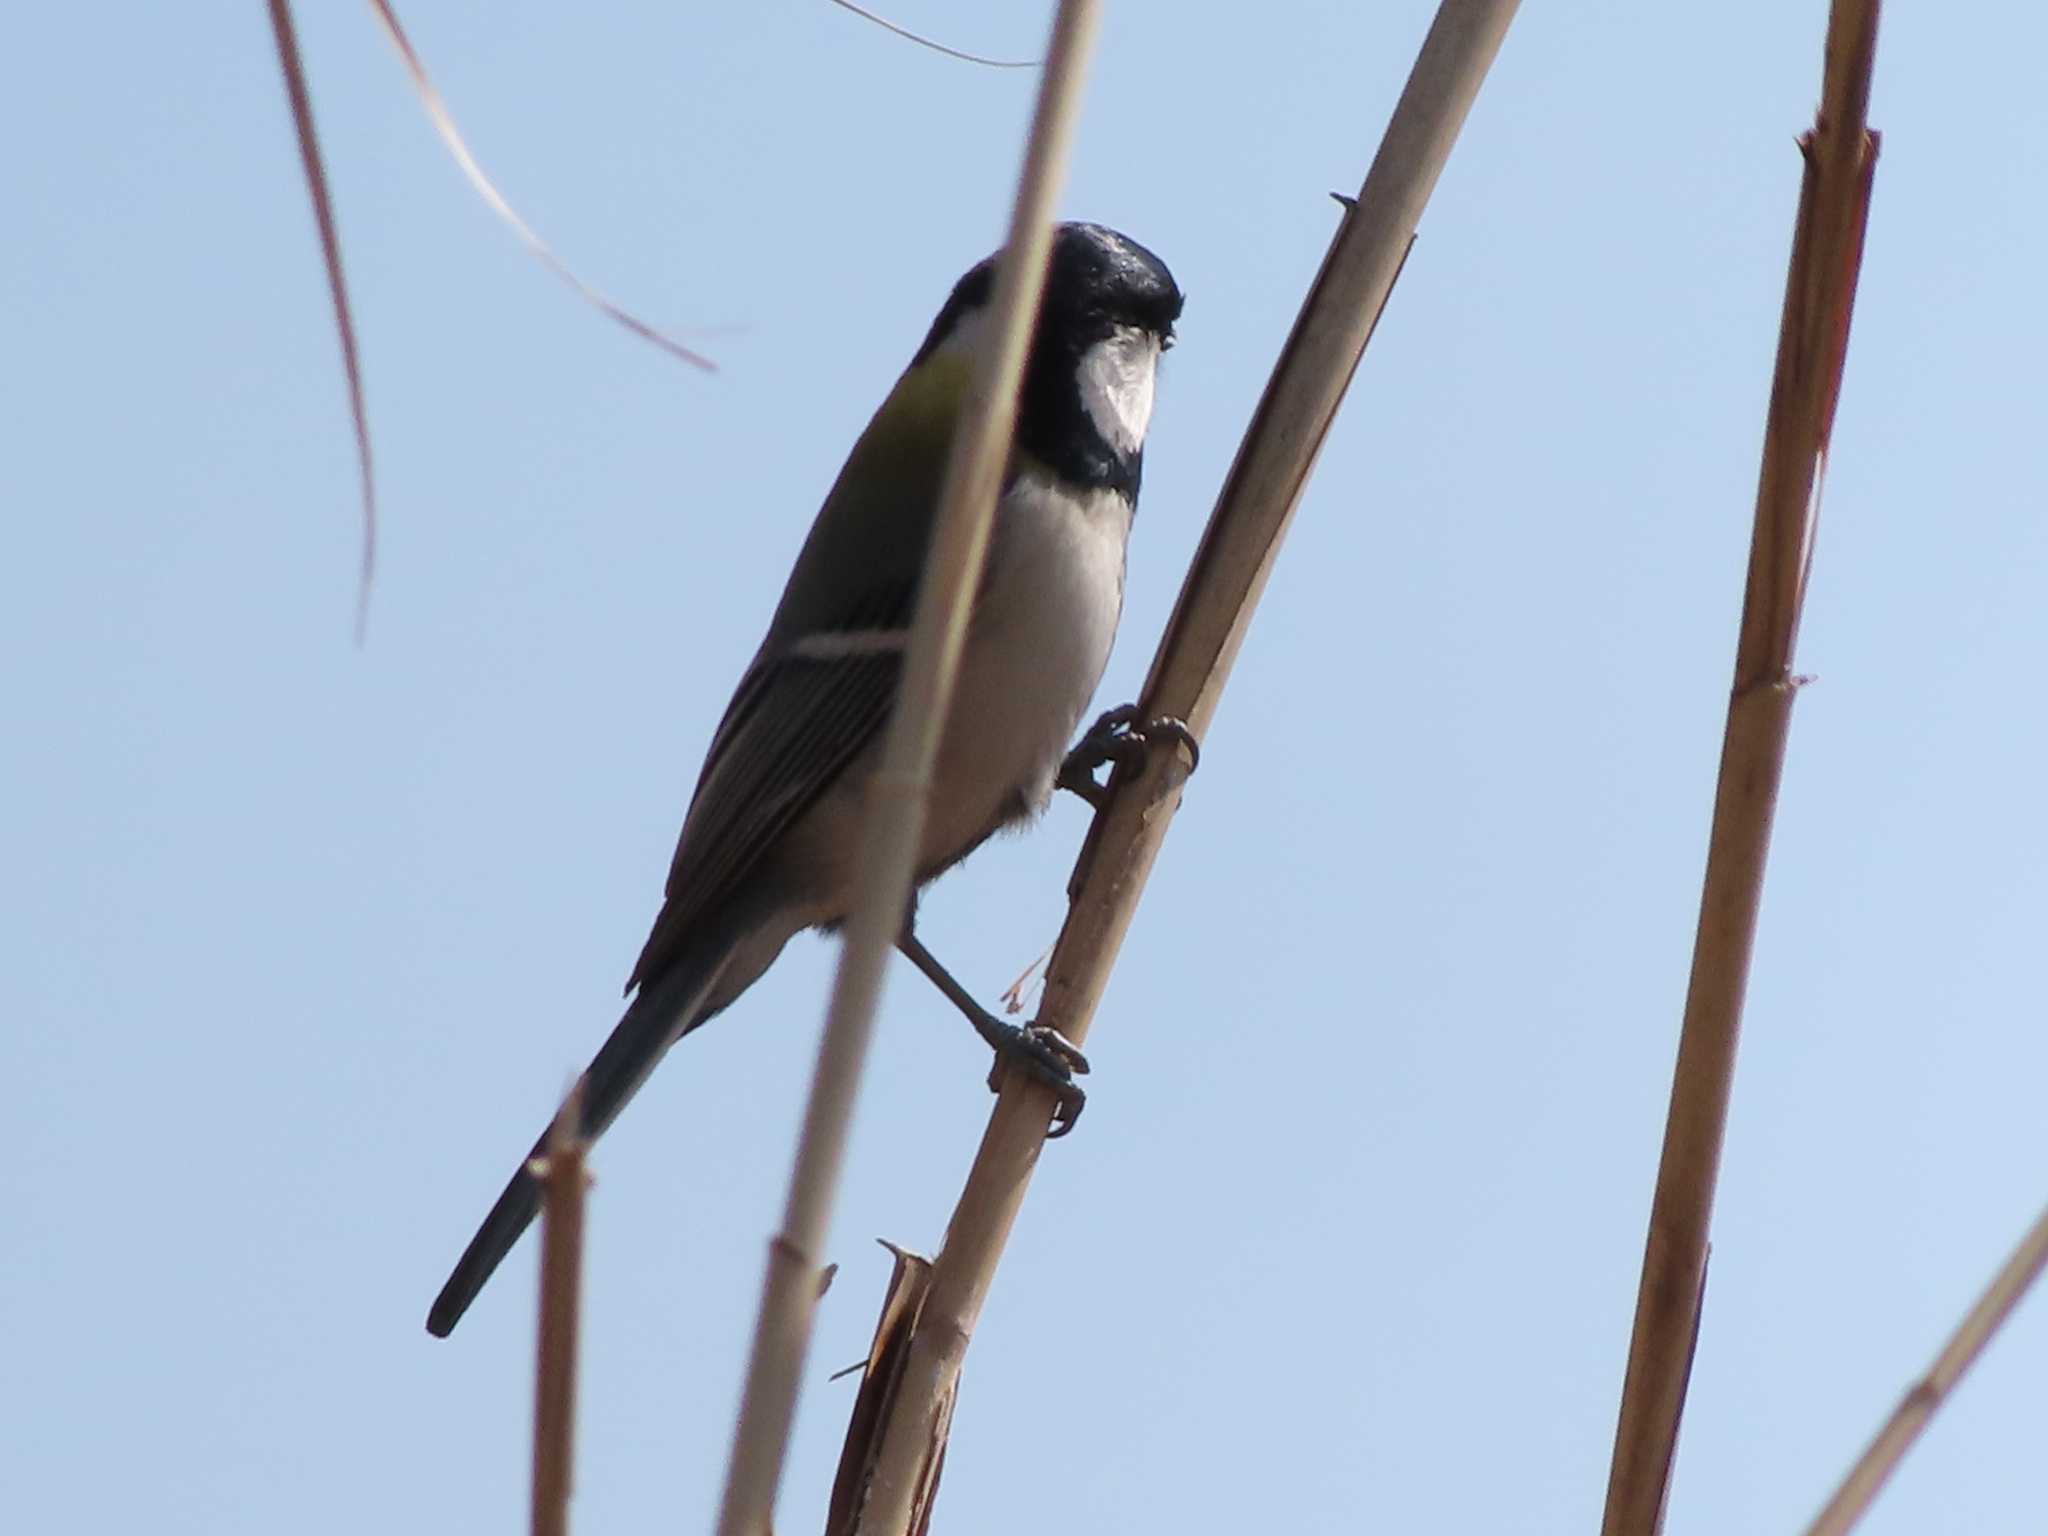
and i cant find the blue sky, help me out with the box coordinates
[5,2,2046,1532]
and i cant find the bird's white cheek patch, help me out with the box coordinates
[1076,330,1159,454]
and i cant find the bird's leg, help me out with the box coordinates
[1056,703,1202,809]
[896,928,1089,1137]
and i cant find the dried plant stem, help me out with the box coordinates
[708,5,1103,1533]
[825,1244,948,1536]
[531,1082,589,1536]
[824,0,1038,69]
[264,0,377,636]
[1802,1198,2048,1536]
[851,3,1523,1530]
[363,0,714,372]
[1599,4,1882,1532]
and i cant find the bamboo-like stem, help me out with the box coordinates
[530,1081,589,1536]
[708,5,1102,1533]
[1802,1198,2048,1536]
[851,3,1522,1530]
[1598,5,1883,1532]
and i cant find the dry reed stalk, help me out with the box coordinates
[530,1082,590,1536]
[363,0,714,372]
[708,5,1103,1533]
[264,0,377,635]
[1801,1198,2048,1536]
[847,3,1524,1530]
[824,0,1037,69]
[825,1245,951,1536]
[1598,4,1883,1531]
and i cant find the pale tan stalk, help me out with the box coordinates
[1802,1199,2048,1536]
[849,3,1524,1530]
[709,5,1103,1532]
[1599,4,1883,1531]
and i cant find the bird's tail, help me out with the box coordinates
[425,923,738,1338]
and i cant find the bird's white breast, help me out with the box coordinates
[923,470,1132,859]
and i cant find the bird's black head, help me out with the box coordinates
[913,223,1182,501]
[1035,221,1183,354]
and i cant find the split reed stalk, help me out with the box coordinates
[848,2,1525,1530]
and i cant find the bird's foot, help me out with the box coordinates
[973,1009,1090,1138]
[897,929,1090,1138]
[1056,704,1201,810]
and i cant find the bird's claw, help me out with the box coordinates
[1057,704,1201,809]
[984,1020,1090,1137]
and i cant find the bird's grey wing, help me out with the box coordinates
[429,581,913,1338]
[624,580,914,995]
[625,351,963,994]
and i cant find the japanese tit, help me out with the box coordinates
[428,222,1182,1337]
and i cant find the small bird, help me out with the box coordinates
[427,222,1185,1338]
